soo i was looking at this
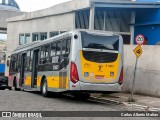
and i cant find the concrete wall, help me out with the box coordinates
[7,12,74,53]
[7,0,90,22]
[123,45,160,97]
[0,9,23,33]
[5,12,75,76]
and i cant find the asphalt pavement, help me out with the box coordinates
[0,90,159,120]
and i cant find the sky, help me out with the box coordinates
[0,34,7,40]
[0,0,71,40]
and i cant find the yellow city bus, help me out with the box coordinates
[8,30,123,98]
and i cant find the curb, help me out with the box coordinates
[91,96,160,111]
[122,102,160,111]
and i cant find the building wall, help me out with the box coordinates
[7,0,90,22]
[0,9,23,33]
[123,45,160,97]
[7,12,74,52]
[5,12,75,76]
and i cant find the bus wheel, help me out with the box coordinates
[42,79,49,97]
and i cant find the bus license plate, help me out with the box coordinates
[95,75,104,79]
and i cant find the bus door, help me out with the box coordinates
[20,53,27,86]
[31,49,39,88]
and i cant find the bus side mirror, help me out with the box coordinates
[7,60,10,66]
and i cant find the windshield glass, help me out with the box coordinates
[81,32,119,51]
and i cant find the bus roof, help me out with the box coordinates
[12,29,116,54]
[76,29,114,36]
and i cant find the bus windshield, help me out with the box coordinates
[81,32,119,51]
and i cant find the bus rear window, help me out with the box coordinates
[81,32,119,51]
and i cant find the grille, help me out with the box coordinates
[82,51,118,63]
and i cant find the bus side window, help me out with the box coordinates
[30,51,33,70]
[10,54,17,72]
[26,51,31,71]
[9,60,12,71]
[16,54,20,72]
[14,55,17,71]
[7,56,10,67]
[51,43,56,56]
[51,56,59,63]
[10,55,14,72]
[62,39,67,54]
[41,48,44,59]
[66,37,71,54]
[40,45,50,64]
[41,46,45,64]
[56,41,61,55]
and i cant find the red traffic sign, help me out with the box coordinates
[135,34,145,45]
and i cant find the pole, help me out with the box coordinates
[131,57,138,100]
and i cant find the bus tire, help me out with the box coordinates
[42,79,49,97]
